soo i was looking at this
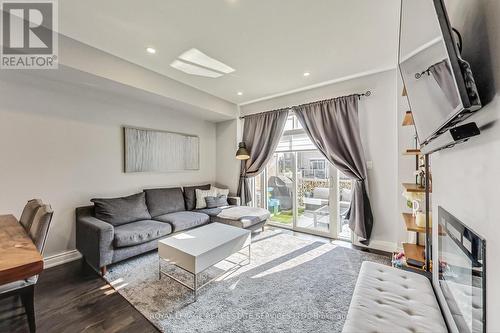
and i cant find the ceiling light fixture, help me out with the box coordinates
[237,92,243,96]
[303,72,310,77]
[146,47,156,54]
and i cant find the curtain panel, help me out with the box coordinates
[293,95,373,244]
[237,109,289,204]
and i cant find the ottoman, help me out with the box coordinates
[212,206,270,232]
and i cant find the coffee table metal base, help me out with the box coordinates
[159,244,251,301]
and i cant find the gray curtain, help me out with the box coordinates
[293,95,373,244]
[429,59,460,109]
[237,109,289,205]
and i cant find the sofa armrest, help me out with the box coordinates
[76,206,114,271]
[227,196,241,206]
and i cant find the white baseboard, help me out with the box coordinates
[353,236,397,253]
[44,249,82,269]
[367,240,398,253]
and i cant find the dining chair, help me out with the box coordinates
[0,204,53,333]
[19,199,43,231]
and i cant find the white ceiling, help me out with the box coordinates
[59,0,399,105]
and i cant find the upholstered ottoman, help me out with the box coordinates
[212,206,270,232]
[342,261,447,333]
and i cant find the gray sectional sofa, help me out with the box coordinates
[76,184,269,274]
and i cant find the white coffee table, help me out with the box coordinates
[158,222,251,300]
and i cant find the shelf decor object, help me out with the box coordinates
[402,111,414,126]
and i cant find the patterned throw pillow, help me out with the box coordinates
[211,186,230,197]
[205,195,229,208]
[195,188,217,209]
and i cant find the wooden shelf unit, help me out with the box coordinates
[402,213,426,233]
[402,182,430,193]
[403,149,421,156]
[402,243,426,269]
[402,213,445,235]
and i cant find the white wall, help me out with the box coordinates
[431,1,500,331]
[240,69,399,252]
[215,119,241,194]
[0,71,217,258]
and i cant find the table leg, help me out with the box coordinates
[194,273,198,301]
[158,257,161,280]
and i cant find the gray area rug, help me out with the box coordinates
[104,230,390,333]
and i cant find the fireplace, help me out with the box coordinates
[437,207,486,333]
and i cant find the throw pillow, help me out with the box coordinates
[211,186,230,197]
[183,184,211,211]
[91,192,151,226]
[143,187,185,217]
[205,195,229,208]
[195,188,217,209]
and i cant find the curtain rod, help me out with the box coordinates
[239,90,371,119]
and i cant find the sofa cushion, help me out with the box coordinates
[153,211,209,232]
[205,195,228,208]
[195,188,217,209]
[213,206,270,229]
[194,207,224,217]
[211,186,230,197]
[91,192,151,226]
[114,220,172,248]
[342,261,447,333]
[144,187,185,217]
[183,184,211,211]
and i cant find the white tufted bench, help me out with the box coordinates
[342,261,447,333]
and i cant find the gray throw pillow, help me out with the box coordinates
[144,187,185,217]
[183,184,211,210]
[205,195,228,208]
[91,192,151,226]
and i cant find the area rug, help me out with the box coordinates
[104,230,390,333]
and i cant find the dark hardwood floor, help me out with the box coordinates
[0,260,159,333]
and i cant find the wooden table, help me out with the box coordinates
[0,214,44,285]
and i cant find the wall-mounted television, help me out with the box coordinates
[398,0,482,152]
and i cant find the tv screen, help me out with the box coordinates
[398,0,481,147]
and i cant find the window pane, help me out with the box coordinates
[254,173,263,208]
[297,151,331,232]
[276,132,316,152]
[267,152,295,226]
[284,115,294,131]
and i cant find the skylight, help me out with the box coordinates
[170,60,223,78]
[170,48,234,78]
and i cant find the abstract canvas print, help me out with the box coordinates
[124,127,199,172]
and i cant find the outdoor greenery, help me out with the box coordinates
[270,208,305,224]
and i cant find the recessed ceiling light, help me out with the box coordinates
[146,47,156,54]
[303,72,311,77]
[237,92,243,96]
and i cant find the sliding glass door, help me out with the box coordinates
[296,151,336,235]
[266,152,295,227]
[251,114,353,240]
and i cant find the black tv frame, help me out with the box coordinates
[398,0,482,147]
